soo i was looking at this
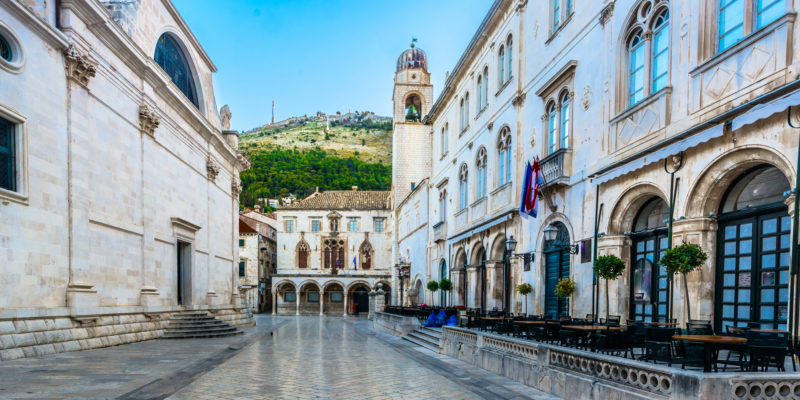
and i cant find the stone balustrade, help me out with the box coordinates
[440,326,800,400]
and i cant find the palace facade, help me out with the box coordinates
[0,0,251,360]
[392,0,800,333]
[273,189,392,315]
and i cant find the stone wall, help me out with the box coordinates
[372,312,420,337]
[439,326,800,400]
[0,305,253,361]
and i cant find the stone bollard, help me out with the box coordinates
[368,291,377,320]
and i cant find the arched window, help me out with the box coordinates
[464,93,470,127]
[459,163,468,210]
[440,126,446,156]
[547,102,558,154]
[633,198,669,232]
[624,4,670,108]
[721,166,790,213]
[476,147,487,199]
[323,238,346,270]
[482,67,489,108]
[630,197,669,322]
[497,128,512,185]
[559,92,571,149]
[297,240,310,269]
[404,94,422,122]
[439,190,447,222]
[459,98,466,131]
[506,35,513,80]
[498,45,505,85]
[476,75,483,113]
[154,33,198,108]
[359,241,373,270]
[0,34,12,62]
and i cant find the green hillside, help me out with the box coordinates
[238,113,393,209]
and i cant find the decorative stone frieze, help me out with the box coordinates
[582,85,592,110]
[63,45,97,86]
[138,105,160,137]
[599,2,615,26]
[206,156,220,181]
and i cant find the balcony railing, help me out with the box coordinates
[540,148,570,187]
[433,221,446,242]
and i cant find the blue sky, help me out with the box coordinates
[172,0,492,132]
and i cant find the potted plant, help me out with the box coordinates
[593,254,626,321]
[427,280,440,306]
[555,278,576,315]
[659,241,708,321]
[516,283,533,315]
[439,278,453,307]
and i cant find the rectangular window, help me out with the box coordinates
[560,100,570,150]
[348,219,358,232]
[308,291,319,302]
[548,110,558,154]
[757,0,783,28]
[285,291,296,302]
[239,239,245,247]
[460,181,467,210]
[499,148,506,185]
[552,0,561,30]
[374,219,384,233]
[0,117,15,192]
[719,0,745,51]
[285,220,295,233]
[330,292,343,302]
[566,0,573,15]
[311,219,321,232]
[651,24,670,93]
[238,261,245,277]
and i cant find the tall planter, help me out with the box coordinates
[427,280,440,307]
[593,255,626,321]
[439,278,452,307]
[659,242,708,321]
[516,283,533,315]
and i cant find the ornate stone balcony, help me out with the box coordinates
[432,221,446,242]
[540,148,572,187]
[455,208,468,230]
[490,182,512,212]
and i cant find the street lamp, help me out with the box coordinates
[505,235,535,267]
[543,225,579,254]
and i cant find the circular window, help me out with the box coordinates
[411,74,417,79]
[0,34,11,62]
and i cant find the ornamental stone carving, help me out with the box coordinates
[219,105,231,130]
[512,92,527,107]
[206,156,220,181]
[599,2,615,26]
[582,85,592,110]
[138,105,160,137]
[236,150,253,170]
[63,45,97,86]
[231,176,242,197]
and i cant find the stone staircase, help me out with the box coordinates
[162,311,243,339]
[402,326,442,352]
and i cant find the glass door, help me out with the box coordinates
[630,231,668,322]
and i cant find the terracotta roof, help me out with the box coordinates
[282,190,391,210]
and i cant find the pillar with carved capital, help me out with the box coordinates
[295,293,300,315]
[272,290,277,314]
[319,290,324,316]
[343,292,349,316]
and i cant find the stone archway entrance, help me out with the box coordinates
[351,285,370,314]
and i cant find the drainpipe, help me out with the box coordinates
[592,184,600,323]
[788,106,800,339]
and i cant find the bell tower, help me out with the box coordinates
[392,41,433,206]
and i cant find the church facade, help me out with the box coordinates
[0,0,251,361]
[392,0,800,333]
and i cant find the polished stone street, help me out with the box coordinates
[0,315,556,399]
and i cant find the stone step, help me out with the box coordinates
[420,327,444,338]
[406,331,439,348]
[168,321,229,327]
[164,325,238,333]
[413,329,441,343]
[162,330,243,339]
[402,334,439,352]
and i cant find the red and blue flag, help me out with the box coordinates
[519,158,543,218]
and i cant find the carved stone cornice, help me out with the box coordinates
[236,150,253,171]
[63,45,97,86]
[138,105,160,137]
[231,176,242,197]
[206,156,220,181]
[515,0,528,12]
[512,92,527,107]
[599,2,615,26]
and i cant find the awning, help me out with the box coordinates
[593,124,724,185]
[447,211,514,247]
[732,89,800,131]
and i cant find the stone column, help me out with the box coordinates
[272,290,277,314]
[319,290,324,316]
[672,217,717,325]
[343,292,349,316]
[295,292,300,315]
[486,262,504,311]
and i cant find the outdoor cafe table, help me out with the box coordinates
[644,322,677,326]
[561,325,623,332]
[672,334,747,372]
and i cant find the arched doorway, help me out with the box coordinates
[472,246,487,311]
[275,281,297,315]
[454,248,467,306]
[439,259,447,306]
[323,282,345,315]
[715,165,791,330]
[349,284,370,314]
[629,197,670,322]
[544,222,571,318]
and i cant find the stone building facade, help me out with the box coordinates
[238,213,277,313]
[273,189,392,315]
[393,0,800,333]
[0,0,252,361]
